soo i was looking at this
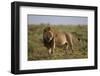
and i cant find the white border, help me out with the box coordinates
[20,6,95,70]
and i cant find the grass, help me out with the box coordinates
[28,24,88,61]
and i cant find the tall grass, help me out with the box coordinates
[28,24,88,61]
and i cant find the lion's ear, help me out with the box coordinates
[43,26,51,32]
[48,26,51,31]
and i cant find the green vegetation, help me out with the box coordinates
[28,24,88,61]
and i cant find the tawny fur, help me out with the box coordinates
[43,26,73,54]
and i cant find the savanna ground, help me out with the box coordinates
[28,24,88,61]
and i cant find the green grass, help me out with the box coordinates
[28,24,88,61]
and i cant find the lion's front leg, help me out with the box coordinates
[48,48,52,54]
[51,38,55,54]
[49,46,55,54]
[48,38,55,55]
[64,43,69,54]
[48,47,54,55]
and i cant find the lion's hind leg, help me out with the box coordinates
[63,42,69,54]
[69,44,74,53]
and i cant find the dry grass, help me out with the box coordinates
[28,24,88,61]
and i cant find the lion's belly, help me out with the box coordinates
[55,33,67,46]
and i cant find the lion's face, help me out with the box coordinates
[43,27,54,43]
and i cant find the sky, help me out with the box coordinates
[28,15,88,25]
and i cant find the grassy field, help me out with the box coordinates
[28,24,88,61]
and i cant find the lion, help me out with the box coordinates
[43,26,74,54]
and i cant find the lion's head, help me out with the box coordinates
[43,26,54,43]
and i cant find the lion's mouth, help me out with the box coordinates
[46,38,53,43]
[49,38,53,41]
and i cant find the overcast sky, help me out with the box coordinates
[28,15,88,25]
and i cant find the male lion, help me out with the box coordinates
[43,26,73,54]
